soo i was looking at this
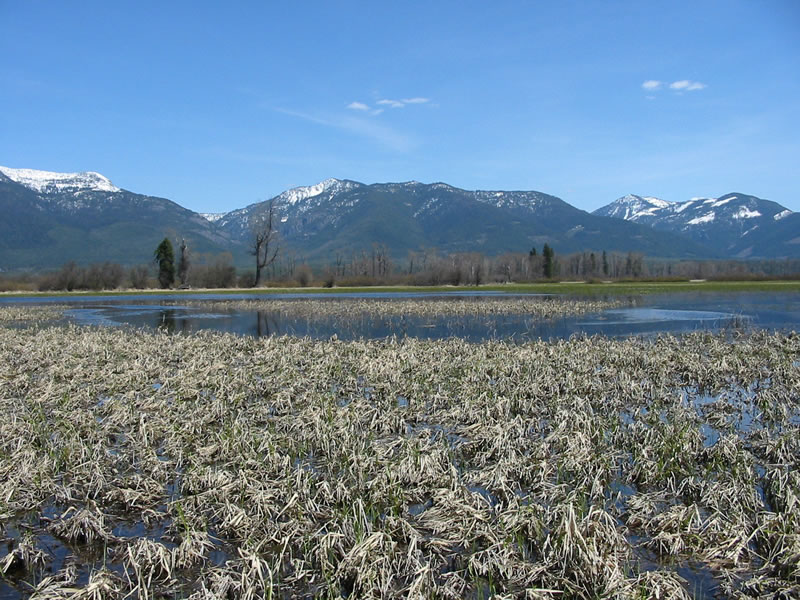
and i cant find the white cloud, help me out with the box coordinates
[670,80,707,91]
[375,97,430,108]
[377,99,405,108]
[643,79,707,94]
[347,101,369,111]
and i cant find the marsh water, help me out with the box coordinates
[3,290,799,340]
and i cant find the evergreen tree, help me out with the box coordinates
[154,238,175,289]
[542,244,555,279]
[602,250,609,276]
[529,247,537,257]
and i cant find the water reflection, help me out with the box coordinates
[69,303,741,341]
[256,310,284,337]
[157,309,193,334]
[8,291,800,341]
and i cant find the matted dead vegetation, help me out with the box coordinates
[0,306,798,598]
[0,305,66,324]
[184,295,623,319]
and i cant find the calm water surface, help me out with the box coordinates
[3,290,799,341]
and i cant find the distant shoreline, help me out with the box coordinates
[2,279,799,298]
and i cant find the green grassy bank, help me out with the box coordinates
[1,279,799,299]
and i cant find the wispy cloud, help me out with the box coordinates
[273,107,330,126]
[644,79,707,93]
[270,94,431,151]
[346,96,432,112]
[376,97,430,108]
[377,99,405,108]
[273,107,415,152]
[669,80,707,91]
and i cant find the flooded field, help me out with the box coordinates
[1,304,798,598]
[3,290,799,340]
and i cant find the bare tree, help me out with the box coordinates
[251,199,281,287]
[178,238,190,286]
[335,250,345,276]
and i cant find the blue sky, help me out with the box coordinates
[2,1,799,213]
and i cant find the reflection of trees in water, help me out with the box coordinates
[157,309,192,334]
[256,311,282,338]
[252,311,533,341]
[154,308,567,341]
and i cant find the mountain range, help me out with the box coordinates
[211,178,715,262]
[0,165,796,271]
[593,193,799,259]
[0,167,236,270]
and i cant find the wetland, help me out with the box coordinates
[3,287,800,341]
[1,290,799,598]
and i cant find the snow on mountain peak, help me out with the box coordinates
[607,194,673,220]
[732,207,761,220]
[201,212,226,223]
[279,178,349,205]
[612,194,666,207]
[710,196,735,207]
[0,166,120,193]
[641,196,672,208]
[687,211,716,225]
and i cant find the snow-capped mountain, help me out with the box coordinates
[214,179,574,233]
[593,194,674,223]
[279,178,359,206]
[214,179,711,260]
[594,193,797,258]
[0,166,238,269]
[214,178,364,237]
[0,166,120,194]
[3,166,797,270]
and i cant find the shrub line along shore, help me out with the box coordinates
[1,279,800,299]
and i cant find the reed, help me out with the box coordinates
[184,295,623,318]
[0,306,798,598]
[0,304,66,324]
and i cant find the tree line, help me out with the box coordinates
[7,245,799,293]
[3,194,798,291]
[316,247,800,287]
[34,251,240,291]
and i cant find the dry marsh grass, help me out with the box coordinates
[0,305,798,598]
[185,295,623,319]
[0,305,66,324]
